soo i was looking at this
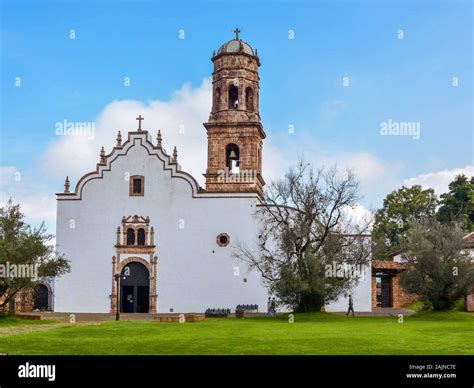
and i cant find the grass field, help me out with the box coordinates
[0,312,472,355]
[0,317,56,329]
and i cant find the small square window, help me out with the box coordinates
[129,176,144,196]
[133,179,142,193]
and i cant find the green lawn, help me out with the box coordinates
[0,316,57,328]
[0,312,472,355]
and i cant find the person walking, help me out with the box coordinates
[267,296,272,315]
[346,294,355,316]
[270,297,277,315]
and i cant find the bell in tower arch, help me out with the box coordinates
[228,85,239,109]
[226,144,240,174]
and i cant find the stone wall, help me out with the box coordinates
[371,276,377,310]
[15,289,34,313]
[204,125,265,196]
[210,52,260,122]
[0,288,34,314]
[391,275,419,308]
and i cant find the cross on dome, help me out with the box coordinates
[234,27,241,40]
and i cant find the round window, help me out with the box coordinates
[216,233,230,247]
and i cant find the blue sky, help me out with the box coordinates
[1,0,472,230]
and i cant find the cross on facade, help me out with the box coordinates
[234,27,241,40]
[136,115,144,131]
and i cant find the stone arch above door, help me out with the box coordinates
[34,281,53,311]
[118,256,151,273]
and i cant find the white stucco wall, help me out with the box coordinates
[55,132,269,313]
[324,263,372,312]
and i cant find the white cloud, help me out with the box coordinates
[16,195,56,222]
[0,166,19,187]
[403,165,474,195]
[40,78,212,186]
[336,152,389,185]
[307,149,399,207]
[261,139,290,183]
[340,204,374,233]
[0,166,56,224]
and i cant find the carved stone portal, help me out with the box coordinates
[110,215,158,313]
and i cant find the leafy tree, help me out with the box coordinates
[437,174,474,232]
[234,160,371,312]
[372,185,437,259]
[0,200,70,312]
[399,219,474,311]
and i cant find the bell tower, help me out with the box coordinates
[204,29,266,198]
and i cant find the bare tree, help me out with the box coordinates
[234,160,372,312]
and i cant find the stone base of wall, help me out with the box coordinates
[184,313,205,322]
[154,315,181,323]
[17,313,44,320]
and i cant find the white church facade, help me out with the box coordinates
[53,33,372,314]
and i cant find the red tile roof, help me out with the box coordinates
[463,232,474,248]
[372,260,409,270]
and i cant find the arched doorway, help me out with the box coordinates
[120,262,150,313]
[33,284,49,311]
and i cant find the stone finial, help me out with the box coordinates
[172,146,178,163]
[212,50,216,57]
[116,226,121,245]
[99,146,106,164]
[156,130,162,148]
[255,48,258,57]
[116,131,122,147]
[64,176,70,193]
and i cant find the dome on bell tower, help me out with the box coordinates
[208,28,261,123]
[217,39,254,55]
[214,28,258,58]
